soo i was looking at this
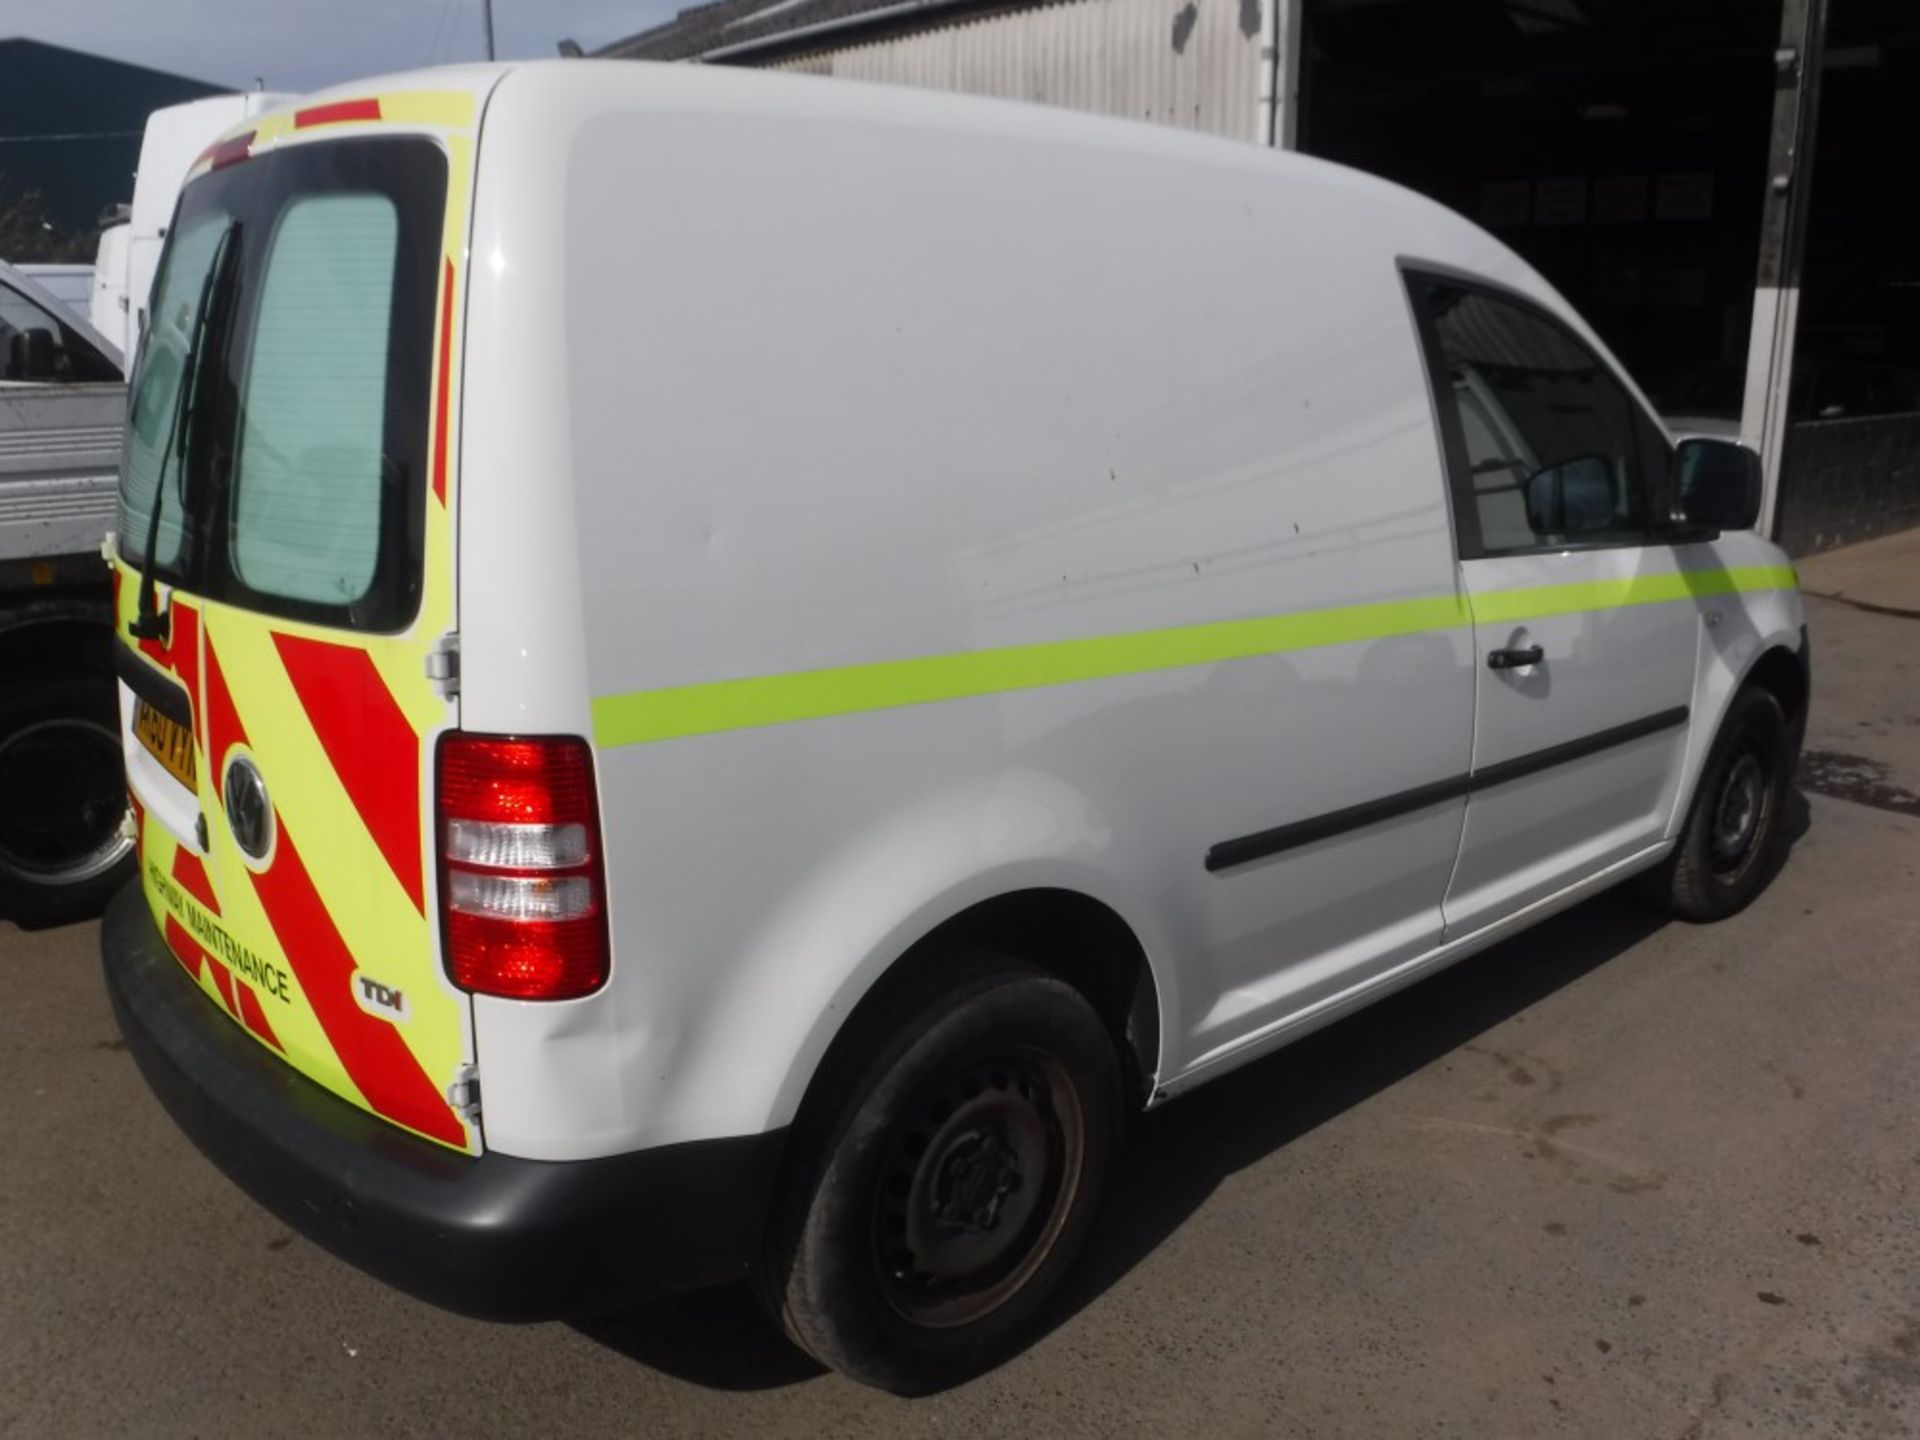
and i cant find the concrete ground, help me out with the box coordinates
[1798,526,1920,617]
[1795,530,1920,826]
[3,578,1917,1438]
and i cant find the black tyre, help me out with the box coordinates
[1638,686,1792,923]
[756,955,1121,1393]
[0,668,135,926]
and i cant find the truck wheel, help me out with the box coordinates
[757,956,1120,1393]
[1638,686,1791,923]
[0,669,134,926]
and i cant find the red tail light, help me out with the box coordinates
[437,734,609,1000]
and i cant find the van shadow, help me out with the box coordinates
[578,790,1813,1393]
[576,1278,830,1390]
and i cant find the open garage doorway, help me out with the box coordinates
[1297,0,1781,429]
[1775,0,1920,552]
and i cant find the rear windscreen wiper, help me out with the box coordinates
[130,221,240,643]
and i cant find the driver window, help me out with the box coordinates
[1416,279,1666,554]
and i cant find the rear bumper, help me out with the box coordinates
[101,882,786,1321]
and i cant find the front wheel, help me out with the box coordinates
[756,956,1121,1393]
[1639,685,1793,923]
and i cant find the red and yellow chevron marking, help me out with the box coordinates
[128,604,474,1152]
[113,567,203,743]
[157,844,275,1046]
[208,637,462,1144]
[293,97,384,129]
[118,92,481,1153]
[162,851,284,1053]
[186,87,477,184]
[272,634,427,914]
[432,257,455,509]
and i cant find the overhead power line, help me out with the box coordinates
[0,131,143,143]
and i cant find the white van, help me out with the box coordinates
[103,62,1807,1391]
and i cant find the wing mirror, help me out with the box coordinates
[1671,437,1762,536]
[6,327,57,381]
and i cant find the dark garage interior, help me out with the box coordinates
[1298,0,1920,550]
[1299,0,1780,421]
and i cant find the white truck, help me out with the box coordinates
[0,260,130,923]
[1,93,289,925]
[89,92,291,359]
[17,265,94,323]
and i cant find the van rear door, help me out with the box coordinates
[113,100,483,1151]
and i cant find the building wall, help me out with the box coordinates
[1777,415,1920,556]
[0,39,221,244]
[772,0,1263,143]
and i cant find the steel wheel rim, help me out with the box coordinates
[0,716,133,884]
[873,1047,1085,1329]
[1709,742,1771,879]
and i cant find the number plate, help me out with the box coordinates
[133,699,197,791]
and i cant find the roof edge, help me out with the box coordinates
[598,0,1029,66]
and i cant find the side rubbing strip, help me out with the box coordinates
[1205,774,1472,873]
[1468,706,1690,792]
[1206,705,1692,873]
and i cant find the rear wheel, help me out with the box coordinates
[756,956,1120,1393]
[1638,685,1791,922]
[0,669,134,926]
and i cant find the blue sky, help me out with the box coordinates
[8,0,684,92]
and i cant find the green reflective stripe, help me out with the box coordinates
[593,593,1470,747]
[1468,564,1799,627]
[590,564,1797,749]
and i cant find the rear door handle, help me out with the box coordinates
[1487,645,1544,671]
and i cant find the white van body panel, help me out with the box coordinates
[1442,543,1701,935]
[446,63,1802,1161]
[1676,527,1806,816]
[88,224,129,343]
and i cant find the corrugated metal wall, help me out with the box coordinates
[772,0,1261,142]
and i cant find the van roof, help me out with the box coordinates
[272,59,1473,226]
[237,60,1651,423]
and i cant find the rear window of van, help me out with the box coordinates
[117,138,446,633]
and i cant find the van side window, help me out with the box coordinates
[1410,277,1669,558]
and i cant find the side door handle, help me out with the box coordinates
[1487,644,1545,671]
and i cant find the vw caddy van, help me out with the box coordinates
[102,62,1807,1391]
